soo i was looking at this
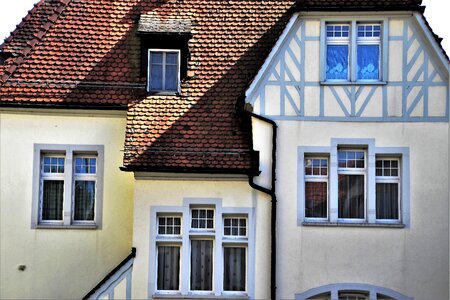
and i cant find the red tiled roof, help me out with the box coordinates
[0,0,428,173]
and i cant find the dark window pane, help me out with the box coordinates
[192,219,198,228]
[165,65,178,91]
[158,226,164,234]
[240,219,246,227]
[174,227,180,235]
[42,180,64,220]
[338,175,364,219]
[151,52,163,64]
[157,246,180,291]
[191,240,213,291]
[376,183,399,219]
[151,64,163,90]
[224,228,230,235]
[207,210,214,218]
[199,210,206,218]
[305,182,327,218]
[207,220,213,228]
[74,180,95,221]
[166,53,178,64]
[223,247,246,291]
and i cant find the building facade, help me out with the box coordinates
[0,1,449,299]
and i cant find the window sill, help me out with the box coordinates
[148,91,180,96]
[302,221,405,228]
[320,81,387,86]
[34,224,98,230]
[153,293,248,299]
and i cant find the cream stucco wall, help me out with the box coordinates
[261,121,448,299]
[131,179,271,299]
[0,110,134,299]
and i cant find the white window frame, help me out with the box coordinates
[304,157,329,221]
[155,243,182,294]
[149,200,254,298]
[72,154,98,225]
[31,144,104,229]
[147,49,181,93]
[190,207,215,231]
[39,154,65,224]
[337,149,367,222]
[375,157,401,222]
[321,18,388,83]
[299,139,409,227]
[222,244,248,294]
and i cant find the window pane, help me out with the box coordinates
[326,45,349,80]
[191,209,214,229]
[151,52,163,64]
[305,182,327,218]
[157,246,180,291]
[190,240,213,291]
[338,175,364,219]
[74,181,95,221]
[357,45,379,80]
[43,156,64,173]
[166,52,178,64]
[376,183,399,219]
[165,65,178,91]
[223,247,246,291]
[150,64,163,90]
[42,180,64,220]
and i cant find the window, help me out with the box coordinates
[304,158,328,219]
[324,21,383,82]
[32,144,104,228]
[191,208,214,229]
[148,49,180,93]
[376,158,400,221]
[337,150,366,220]
[295,283,411,300]
[300,139,408,226]
[150,201,252,297]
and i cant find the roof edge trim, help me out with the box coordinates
[245,13,300,100]
[413,12,449,67]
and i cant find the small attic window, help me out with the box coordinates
[148,49,180,93]
[138,14,192,95]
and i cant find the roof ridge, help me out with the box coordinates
[1,0,72,84]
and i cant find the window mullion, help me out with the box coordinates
[63,151,73,226]
[350,20,357,82]
[367,152,376,223]
[162,53,166,90]
[329,150,338,222]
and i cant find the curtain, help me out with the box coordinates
[376,183,399,219]
[42,180,64,220]
[357,45,379,80]
[165,53,178,91]
[223,247,246,291]
[338,175,364,218]
[150,52,163,90]
[190,240,213,291]
[74,180,95,221]
[326,45,349,80]
[305,182,327,218]
[157,246,180,291]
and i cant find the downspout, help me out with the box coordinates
[242,108,278,300]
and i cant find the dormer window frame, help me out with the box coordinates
[147,48,181,94]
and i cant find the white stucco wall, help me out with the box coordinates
[0,110,134,299]
[131,179,271,300]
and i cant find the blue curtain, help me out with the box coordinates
[357,45,379,80]
[326,45,349,80]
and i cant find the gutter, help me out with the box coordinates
[241,108,278,300]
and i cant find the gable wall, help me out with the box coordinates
[247,12,449,121]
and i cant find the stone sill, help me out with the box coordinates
[302,221,405,228]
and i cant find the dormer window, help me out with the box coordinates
[148,49,180,93]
